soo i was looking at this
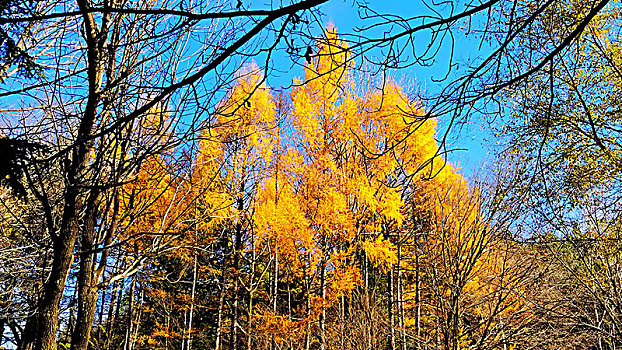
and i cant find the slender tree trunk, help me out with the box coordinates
[270,251,279,350]
[415,251,421,350]
[340,295,344,349]
[231,268,240,349]
[215,276,226,350]
[97,285,106,344]
[231,180,245,350]
[108,276,125,344]
[398,240,406,350]
[70,192,101,350]
[104,280,117,347]
[388,264,395,350]
[10,320,24,350]
[123,276,136,350]
[186,254,198,350]
[304,259,310,350]
[364,252,372,350]
[0,318,5,347]
[131,287,143,348]
[247,236,256,350]
[320,260,326,350]
[246,289,253,350]
[449,293,459,350]
[18,311,38,350]
[305,296,311,350]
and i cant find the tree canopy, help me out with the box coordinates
[1,0,622,349]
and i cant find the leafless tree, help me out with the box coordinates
[0,0,329,349]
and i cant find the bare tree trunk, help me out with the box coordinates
[247,235,256,350]
[107,276,125,345]
[38,219,80,350]
[104,280,117,347]
[18,311,39,350]
[398,240,406,350]
[340,295,345,349]
[388,264,395,350]
[270,251,279,350]
[186,254,198,350]
[231,180,245,350]
[36,1,105,344]
[364,253,372,350]
[38,238,80,350]
[304,259,310,350]
[131,287,143,348]
[97,284,106,345]
[320,260,326,350]
[123,276,136,350]
[415,250,421,350]
[70,192,101,350]
[215,273,226,350]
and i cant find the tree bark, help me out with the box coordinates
[231,180,245,350]
[18,312,37,350]
[320,260,326,350]
[70,191,101,350]
[388,264,395,350]
[270,250,279,350]
[215,273,226,350]
[186,254,197,350]
[36,0,104,344]
[38,236,78,350]
[415,249,421,350]
[123,276,136,350]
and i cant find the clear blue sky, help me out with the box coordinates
[264,0,496,179]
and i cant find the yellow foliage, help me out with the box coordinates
[254,177,319,276]
[254,307,305,344]
[361,236,398,272]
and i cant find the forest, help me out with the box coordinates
[0,0,621,349]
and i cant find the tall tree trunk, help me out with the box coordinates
[70,191,101,350]
[107,276,125,346]
[388,264,395,350]
[18,311,38,350]
[215,274,226,350]
[364,252,372,350]
[8,321,21,350]
[231,180,245,350]
[186,254,198,350]
[36,1,104,345]
[270,250,279,350]
[97,286,106,344]
[247,234,256,350]
[320,260,326,350]
[131,287,144,347]
[304,258,310,350]
[123,276,136,350]
[340,295,345,349]
[415,251,421,350]
[38,238,78,350]
[0,318,5,347]
[398,239,406,350]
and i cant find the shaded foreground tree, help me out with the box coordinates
[0,0,41,79]
[0,0,330,349]
[491,2,622,349]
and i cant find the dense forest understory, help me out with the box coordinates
[1,0,622,349]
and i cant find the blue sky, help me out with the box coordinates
[263,0,496,179]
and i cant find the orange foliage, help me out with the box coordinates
[121,26,528,350]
